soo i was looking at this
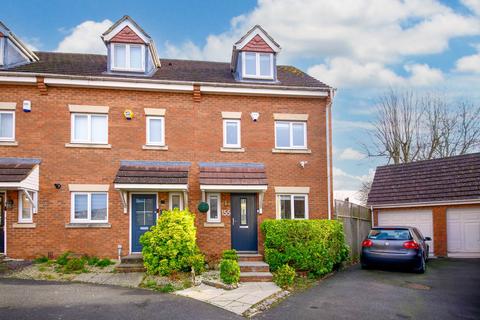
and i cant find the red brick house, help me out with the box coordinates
[0,16,334,261]
[368,153,480,258]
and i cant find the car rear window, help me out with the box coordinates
[368,229,412,240]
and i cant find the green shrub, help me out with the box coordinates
[56,252,71,266]
[34,255,49,264]
[96,258,114,268]
[274,264,296,289]
[140,208,205,276]
[84,255,100,266]
[220,259,240,285]
[261,219,349,277]
[64,257,86,272]
[221,249,238,261]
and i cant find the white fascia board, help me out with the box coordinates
[200,185,268,192]
[103,20,149,43]
[201,85,328,98]
[114,183,188,191]
[372,199,480,209]
[44,78,193,92]
[0,182,21,189]
[0,75,37,84]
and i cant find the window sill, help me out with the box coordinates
[65,223,111,228]
[272,148,311,154]
[220,147,245,153]
[65,143,112,149]
[0,141,18,147]
[13,223,36,228]
[204,222,225,228]
[142,145,169,150]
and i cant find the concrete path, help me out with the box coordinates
[73,272,144,287]
[256,258,480,320]
[0,278,240,320]
[176,282,282,315]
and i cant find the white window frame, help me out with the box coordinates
[0,111,15,141]
[70,113,108,144]
[274,121,307,149]
[146,116,165,146]
[242,51,274,79]
[223,119,241,148]
[276,194,309,220]
[0,37,4,66]
[169,192,183,210]
[207,193,221,223]
[71,192,108,223]
[18,190,37,223]
[111,43,145,72]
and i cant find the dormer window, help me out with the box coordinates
[243,52,273,79]
[111,43,145,72]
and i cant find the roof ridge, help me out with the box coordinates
[377,152,480,169]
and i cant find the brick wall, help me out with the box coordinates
[0,84,329,259]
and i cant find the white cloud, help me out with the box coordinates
[455,45,480,73]
[462,0,480,15]
[333,119,374,132]
[338,148,364,160]
[404,63,444,85]
[333,166,375,200]
[56,20,113,54]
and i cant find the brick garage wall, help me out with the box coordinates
[0,84,329,259]
[374,203,480,257]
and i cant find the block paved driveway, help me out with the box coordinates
[257,258,480,320]
[0,278,241,320]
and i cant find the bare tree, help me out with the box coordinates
[357,180,372,205]
[364,89,480,164]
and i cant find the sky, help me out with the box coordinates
[2,0,480,203]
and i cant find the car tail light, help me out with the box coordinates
[362,239,373,247]
[403,240,420,249]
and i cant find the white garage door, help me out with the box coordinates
[447,208,480,258]
[378,209,434,255]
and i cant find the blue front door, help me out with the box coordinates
[231,194,258,252]
[131,194,157,253]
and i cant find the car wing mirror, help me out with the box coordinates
[424,237,432,241]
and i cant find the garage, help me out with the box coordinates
[378,209,434,255]
[447,207,480,257]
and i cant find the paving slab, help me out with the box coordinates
[176,282,282,315]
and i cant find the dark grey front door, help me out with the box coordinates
[131,194,157,253]
[231,194,257,252]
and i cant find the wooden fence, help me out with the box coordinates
[334,199,372,259]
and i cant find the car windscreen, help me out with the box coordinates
[368,229,412,241]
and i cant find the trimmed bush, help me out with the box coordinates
[221,249,238,261]
[140,208,205,276]
[261,219,349,277]
[220,259,240,285]
[274,264,296,289]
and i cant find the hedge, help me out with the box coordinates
[261,219,349,277]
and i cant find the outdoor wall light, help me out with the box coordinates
[250,112,260,122]
[6,199,14,209]
[54,183,62,189]
[299,161,308,168]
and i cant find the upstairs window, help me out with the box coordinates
[71,114,108,144]
[146,116,165,146]
[242,52,274,79]
[275,121,307,149]
[223,119,241,148]
[0,111,15,141]
[112,43,145,72]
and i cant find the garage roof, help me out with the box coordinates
[367,152,480,207]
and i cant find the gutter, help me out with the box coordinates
[370,199,480,209]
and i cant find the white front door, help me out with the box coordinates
[447,207,480,258]
[378,209,434,255]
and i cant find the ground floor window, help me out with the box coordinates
[18,191,37,223]
[71,192,108,223]
[277,194,308,219]
[169,192,183,210]
[207,193,221,223]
